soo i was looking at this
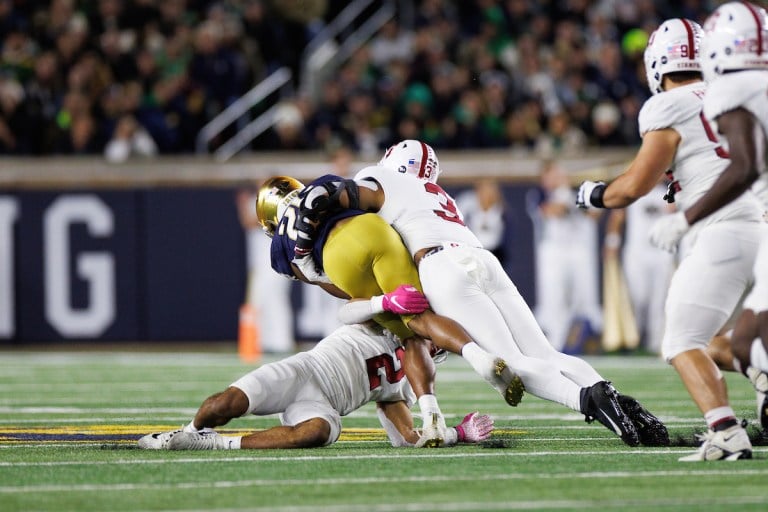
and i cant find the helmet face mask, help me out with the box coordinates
[644,18,703,95]
[256,176,304,237]
[378,140,441,183]
[701,2,768,82]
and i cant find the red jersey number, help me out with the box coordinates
[424,182,465,226]
[699,111,730,159]
[366,347,405,390]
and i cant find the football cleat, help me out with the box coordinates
[415,412,447,448]
[137,428,184,450]
[679,424,752,462]
[618,394,670,446]
[492,358,525,407]
[581,381,640,446]
[166,430,228,450]
[746,367,768,431]
[759,392,768,432]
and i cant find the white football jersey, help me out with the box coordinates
[306,323,414,416]
[638,82,762,224]
[704,71,768,208]
[354,165,482,256]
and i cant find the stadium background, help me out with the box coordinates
[0,0,738,344]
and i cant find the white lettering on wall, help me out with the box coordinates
[44,196,116,337]
[0,197,19,338]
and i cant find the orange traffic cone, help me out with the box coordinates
[238,304,261,363]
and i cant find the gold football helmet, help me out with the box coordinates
[256,176,305,237]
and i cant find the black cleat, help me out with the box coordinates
[581,381,640,447]
[618,394,670,446]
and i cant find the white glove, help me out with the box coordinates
[292,254,332,284]
[576,180,606,209]
[649,211,690,253]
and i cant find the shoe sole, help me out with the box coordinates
[495,359,525,407]
[593,384,639,447]
[421,438,443,448]
[679,449,753,462]
[619,396,670,447]
[419,415,444,448]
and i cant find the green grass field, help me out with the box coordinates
[1,350,766,512]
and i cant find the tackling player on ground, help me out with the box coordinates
[577,16,764,461]
[138,322,494,450]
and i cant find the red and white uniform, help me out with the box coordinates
[231,323,414,445]
[639,82,763,360]
[703,71,768,316]
[354,166,607,412]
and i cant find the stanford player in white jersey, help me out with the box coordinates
[578,16,764,461]
[650,3,768,452]
[138,323,494,450]
[295,140,671,447]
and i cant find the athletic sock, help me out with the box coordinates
[417,393,441,417]
[461,342,495,377]
[220,436,242,449]
[705,406,737,431]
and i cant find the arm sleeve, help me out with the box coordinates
[376,406,413,447]
[337,297,385,324]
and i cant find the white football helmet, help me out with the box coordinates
[378,140,441,183]
[644,18,703,95]
[700,1,768,82]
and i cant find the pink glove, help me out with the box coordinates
[455,412,494,443]
[381,285,429,315]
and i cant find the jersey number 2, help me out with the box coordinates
[366,347,405,390]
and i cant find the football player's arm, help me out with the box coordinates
[602,128,679,208]
[376,401,494,447]
[376,401,420,446]
[337,286,429,324]
[290,262,350,299]
[684,108,761,225]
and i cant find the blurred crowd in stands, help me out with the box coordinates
[0,0,716,160]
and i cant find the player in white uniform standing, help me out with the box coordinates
[577,17,764,461]
[295,140,670,447]
[138,322,493,449]
[649,2,768,446]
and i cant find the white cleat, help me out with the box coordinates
[415,412,447,448]
[137,429,184,450]
[166,430,228,450]
[679,424,752,462]
[746,367,768,430]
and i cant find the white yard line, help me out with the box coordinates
[1,447,767,467]
[2,466,768,494]
[133,496,768,512]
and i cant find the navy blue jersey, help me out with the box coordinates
[271,174,364,278]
